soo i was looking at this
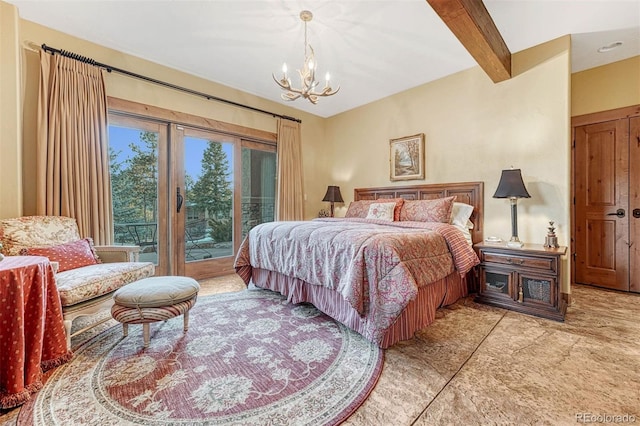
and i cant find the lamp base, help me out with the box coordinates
[506,239,524,248]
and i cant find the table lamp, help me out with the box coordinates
[493,168,530,248]
[322,185,343,217]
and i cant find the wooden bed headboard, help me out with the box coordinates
[354,181,484,244]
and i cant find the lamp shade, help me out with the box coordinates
[493,169,531,199]
[322,185,344,203]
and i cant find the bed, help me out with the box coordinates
[234,182,484,348]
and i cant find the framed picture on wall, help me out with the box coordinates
[390,133,425,181]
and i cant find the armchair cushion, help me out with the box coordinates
[20,238,99,272]
[0,216,81,256]
[56,262,155,307]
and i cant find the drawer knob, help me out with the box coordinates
[507,258,525,265]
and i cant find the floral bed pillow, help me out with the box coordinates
[365,202,396,221]
[345,198,405,221]
[399,196,456,223]
[21,238,99,272]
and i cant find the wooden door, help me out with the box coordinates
[574,119,629,291]
[630,116,640,292]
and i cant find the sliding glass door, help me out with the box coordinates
[108,102,277,279]
[173,126,239,278]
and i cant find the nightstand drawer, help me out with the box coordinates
[481,252,556,273]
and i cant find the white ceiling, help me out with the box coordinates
[8,0,640,118]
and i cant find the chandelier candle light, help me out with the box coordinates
[273,10,339,104]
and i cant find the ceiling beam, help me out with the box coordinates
[426,0,511,82]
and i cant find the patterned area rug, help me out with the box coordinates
[18,289,383,425]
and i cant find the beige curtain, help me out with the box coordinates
[276,119,304,220]
[37,53,113,244]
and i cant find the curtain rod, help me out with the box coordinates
[41,43,302,124]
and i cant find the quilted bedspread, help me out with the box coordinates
[235,218,479,332]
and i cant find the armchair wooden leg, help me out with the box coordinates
[63,319,73,350]
[183,311,189,331]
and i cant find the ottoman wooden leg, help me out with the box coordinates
[122,323,129,337]
[143,323,150,348]
[184,311,190,331]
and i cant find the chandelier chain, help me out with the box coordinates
[304,18,308,59]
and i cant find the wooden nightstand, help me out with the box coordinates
[474,242,567,321]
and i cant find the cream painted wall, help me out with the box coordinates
[572,55,640,117]
[326,37,571,245]
[0,2,23,218]
[9,14,330,219]
[325,37,572,290]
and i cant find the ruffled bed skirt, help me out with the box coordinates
[250,268,468,349]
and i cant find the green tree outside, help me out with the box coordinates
[109,131,158,245]
[188,141,233,243]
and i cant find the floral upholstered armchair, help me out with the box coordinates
[0,216,155,349]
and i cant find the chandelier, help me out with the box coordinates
[273,10,339,104]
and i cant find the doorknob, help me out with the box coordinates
[633,209,640,218]
[606,208,625,218]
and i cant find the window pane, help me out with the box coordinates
[108,125,159,264]
[184,137,234,261]
[241,147,276,238]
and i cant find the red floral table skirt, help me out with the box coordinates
[0,256,73,409]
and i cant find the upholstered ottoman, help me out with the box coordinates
[111,276,200,347]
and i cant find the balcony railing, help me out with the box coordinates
[113,199,275,255]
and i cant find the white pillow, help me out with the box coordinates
[366,202,396,221]
[453,223,473,246]
[450,202,474,229]
[450,202,474,245]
